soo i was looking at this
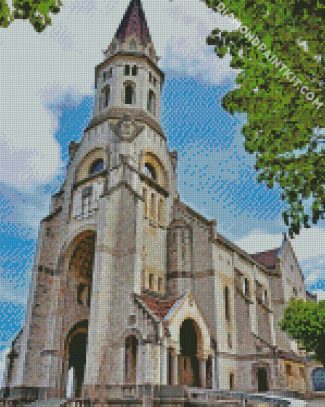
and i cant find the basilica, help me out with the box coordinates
[3,0,322,404]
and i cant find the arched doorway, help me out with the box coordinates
[64,320,88,399]
[257,367,269,392]
[124,335,138,384]
[179,319,200,387]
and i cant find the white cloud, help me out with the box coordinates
[160,0,238,84]
[236,227,325,261]
[306,269,324,285]
[0,0,236,191]
[0,272,29,306]
[236,227,325,288]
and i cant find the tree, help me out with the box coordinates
[205,0,325,237]
[280,299,325,366]
[0,0,62,32]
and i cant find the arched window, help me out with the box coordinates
[125,83,136,105]
[147,90,156,115]
[224,286,230,321]
[130,39,137,51]
[132,65,137,76]
[89,159,104,176]
[144,162,157,181]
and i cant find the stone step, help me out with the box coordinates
[25,399,67,407]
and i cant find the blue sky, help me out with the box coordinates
[0,0,324,383]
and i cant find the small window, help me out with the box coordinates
[243,278,250,297]
[224,286,230,321]
[132,65,137,76]
[149,273,154,290]
[229,373,235,390]
[125,65,130,76]
[153,77,157,86]
[125,83,135,105]
[103,71,107,81]
[144,162,157,181]
[149,72,152,82]
[89,159,104,175]
[103,87,110,108]
[81,186,92,215]
[109,67,113,78]
[264,290,268,305]
[147,90,156,116]
[292,287,298,297]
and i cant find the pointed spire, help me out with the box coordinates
[114,0,152,47]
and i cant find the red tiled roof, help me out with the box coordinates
[115,0,152,46]
[140,293,179,319]
[251,248,280,269]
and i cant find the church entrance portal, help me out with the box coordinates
[125,335,138,384]
[64,321,88,399]
[179,319,200,387]
[257,367,269,392]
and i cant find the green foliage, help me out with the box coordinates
[280,299,325,365]
[0,0,12,27]
[0,0,62,32]
[205,0,325,237]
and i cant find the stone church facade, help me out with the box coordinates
[4,0,318,403]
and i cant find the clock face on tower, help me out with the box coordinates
[111,114,144,142]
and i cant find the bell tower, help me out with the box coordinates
[91,0,163,130]
[5,0,178,401]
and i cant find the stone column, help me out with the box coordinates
[160,345,168,385]
[211,355,216,390]
[171,351,178,385]
[199,359,207,388]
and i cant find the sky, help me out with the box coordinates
[0,0,324,386]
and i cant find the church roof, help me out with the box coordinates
[140,293,180,319]
[114,0,152,47]
[251,248,280,270]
